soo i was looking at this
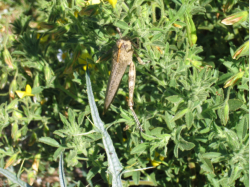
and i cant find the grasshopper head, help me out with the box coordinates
[116,39,132,52]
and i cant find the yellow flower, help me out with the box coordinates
[78,50,95,70]
[151,160,161,167]
[107,0,117,8]
[150,152,165,167]
[37,34,49,43]
[88,0,101,5]
[15,84,34,99]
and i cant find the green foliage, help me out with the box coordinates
[0,0,249,186]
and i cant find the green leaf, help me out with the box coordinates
[243,173,249,187]
[86,70,123,186]
[11,51,26,56]
[59,153,67,187]
[185,110,193,129]
[150,127,163,136]
[174,145,179,158]
[78,112,85,126]
[171,108,189,122]
[68,108,75,126]
[178,139,195,151]
[31,86,44,94]
[53,130,66,138]
[0,168,32,187]
[151,33,163,42]
[202,152,221,159]
[141,132,156,141]
[175,126,184,141]
[207,173,220,187]
[114,21,129,30]
[86,166,99,181]
[39,137,61,147]
[228,99,243,111]
[228,166,243,185]
[54,147,65,160]
[236,114,248,140]
[218,103,229,126]
[224,128,240,150]
[166,95,184,103]
[66,150,79,167]
[163,111,175,131]
[151,41,165,47]
[59,113,71,127]
[199,156,214,173]
[132,171,140,185]
[131,143,149,154]
[149,27,165,32]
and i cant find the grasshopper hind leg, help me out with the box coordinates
[128,61,143,135]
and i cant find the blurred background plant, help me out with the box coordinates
[0,0,248,186]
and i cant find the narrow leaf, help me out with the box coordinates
[87,166,99,181]
[0,167,32,187]
[131,143,149,154]
[171,108,189,122]
[185,110,193,129]
[59,153,67,187]
[114,21,129,30]
[39,137,61,147]
[54,147,65,161]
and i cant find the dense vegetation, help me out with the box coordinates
[0,0,248,186]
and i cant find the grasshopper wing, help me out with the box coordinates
[103,39,133,114]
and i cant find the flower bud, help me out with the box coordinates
[33,74,40,87]
[28,132,37,146]
[185,14,197,46]
[173,23,182,28]
[0,72,8,89]
[0,24,5,32]
[44,64,54,86]
[11,123,21,142]
[4,152,19,169]
[9,79,17,99]
[53,25,70,40]
[3,47,13,69]
[33,74,41,103]
[224,71,244,88]
[221,11,248,25]
[232,41,249,60]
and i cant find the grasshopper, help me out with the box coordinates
[103,32,144,130]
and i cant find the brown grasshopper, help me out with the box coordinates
[103,32,144,130]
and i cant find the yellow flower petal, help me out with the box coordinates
[15,91,26,99]
[26,84,32,94]
[15,84,34,98]
[151,160,161,167]
[78,51,92,64]
[107,0,117,8]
